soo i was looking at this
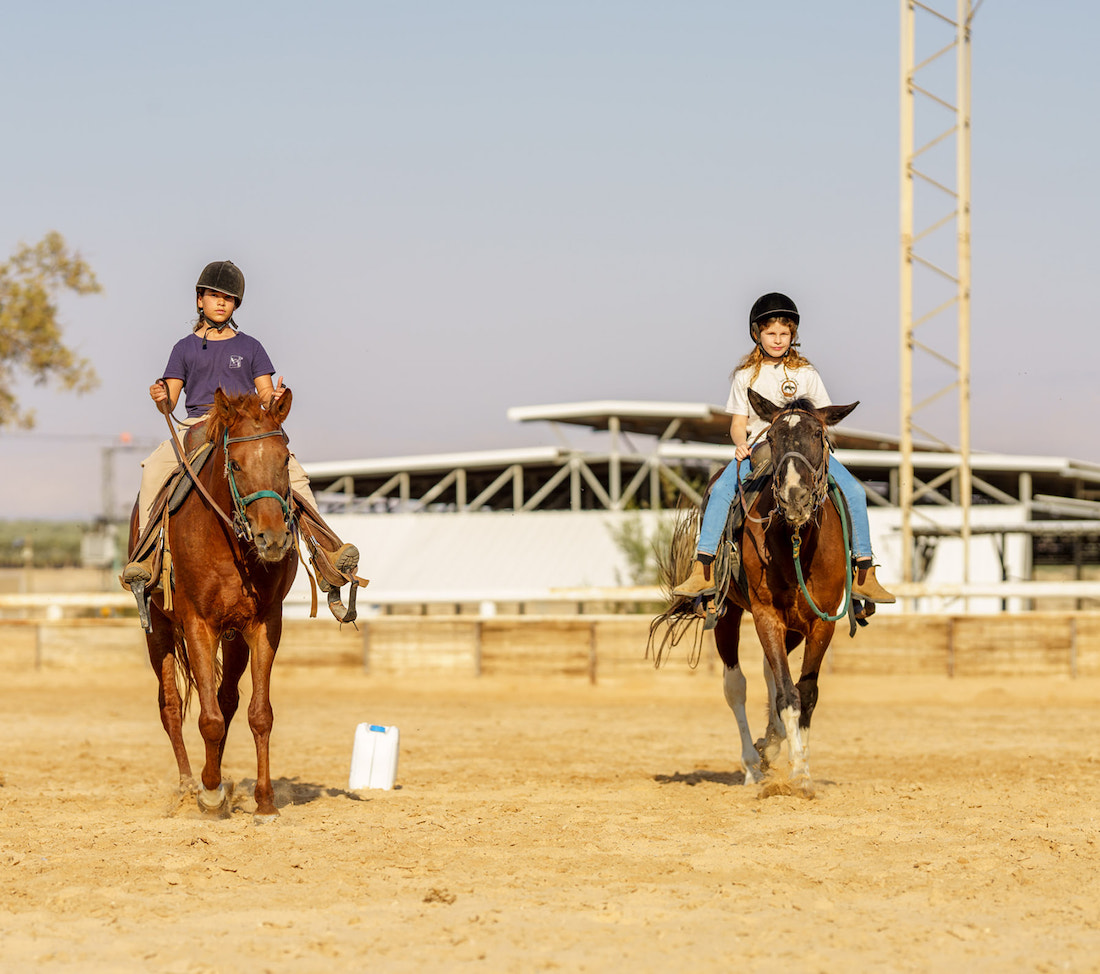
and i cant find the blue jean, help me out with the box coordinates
[696,451,872,560]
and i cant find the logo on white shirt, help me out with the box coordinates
[228,355,243,370]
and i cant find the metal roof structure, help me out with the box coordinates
[302,400,1100,518]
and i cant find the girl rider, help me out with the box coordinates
[122,260,358,597]
[673,292,895,607]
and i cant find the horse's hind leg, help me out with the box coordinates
[714,608,762,784]
[147,610,194,792]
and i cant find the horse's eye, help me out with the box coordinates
[230,460,241,472]
[284,456,290,467]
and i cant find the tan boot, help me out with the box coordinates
[852,564,896,603]
[672,560,716,597]
[315,542,360,593]
[122,557,154,587]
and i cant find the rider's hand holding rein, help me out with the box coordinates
[149,378,183,412]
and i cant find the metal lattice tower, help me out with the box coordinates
[899,0,981,593]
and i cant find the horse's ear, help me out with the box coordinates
[820,400,859,427]
[269,388,292,425]
[748,388,781,422]
[214,388,233,422]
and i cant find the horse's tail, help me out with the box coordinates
[171,624,197,717]
[647,506,708,668]
[646,499,743,668]
[170,625,225,718]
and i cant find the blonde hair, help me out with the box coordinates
[730,316,812,383]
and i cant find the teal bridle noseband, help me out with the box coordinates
[223,428,293,542]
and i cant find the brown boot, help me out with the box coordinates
[315,542,360,593]
[852,563,896,603]
[672,560,716,597]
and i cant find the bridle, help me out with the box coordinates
[222,428,293,542]
[156,381,292,543]
[767,408,831,521]
[766,406,852,622]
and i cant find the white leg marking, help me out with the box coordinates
[723,666,763,784]
[780,705,809,782]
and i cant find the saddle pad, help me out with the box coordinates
[167,441,214,514]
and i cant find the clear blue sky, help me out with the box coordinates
[1,1,1095,519]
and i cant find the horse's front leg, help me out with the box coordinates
[793,619,836,780]
[184,617,232,817]
[714,607,762,784]
[243,615,282,823]
[754,615,813,796]
[216,633,250,766]
[755,657,784,769]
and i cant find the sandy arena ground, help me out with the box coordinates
[2,655,1099,973]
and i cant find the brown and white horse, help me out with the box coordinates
[715,389,859,796]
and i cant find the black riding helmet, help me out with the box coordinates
[749,291,799,343]
[196,260,245,308]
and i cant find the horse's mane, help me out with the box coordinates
[782,397,819,415]
[204,392,269,445]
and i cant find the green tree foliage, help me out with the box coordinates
[607,512,676,587]
[0,232,101,428]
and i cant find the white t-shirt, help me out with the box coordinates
[727,360,832,443]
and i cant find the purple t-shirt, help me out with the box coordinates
[162,331,276,418]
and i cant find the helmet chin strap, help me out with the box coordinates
[199,311,238,350]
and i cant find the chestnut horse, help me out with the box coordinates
[130,389,297,822]
[714,389,859,797]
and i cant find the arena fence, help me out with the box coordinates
[2,611,1099,680]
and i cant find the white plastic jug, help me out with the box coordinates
[348,723,400,791]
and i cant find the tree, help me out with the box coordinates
[0,232,101,428]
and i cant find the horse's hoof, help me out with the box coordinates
[792,777,817,800]
[253,808,280,825]
[742,764,764,786]
[197,784,231,818]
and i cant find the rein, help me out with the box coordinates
[791,484,853,622]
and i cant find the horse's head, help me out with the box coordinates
[748,388,858,529]
[210,388,295,561]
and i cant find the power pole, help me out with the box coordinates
[899,0,980,602]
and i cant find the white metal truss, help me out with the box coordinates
[899,0,982,595]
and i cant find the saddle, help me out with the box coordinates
[701,459,871,635]
[122,428,365,633]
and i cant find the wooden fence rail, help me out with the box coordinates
[3,612,1099,680]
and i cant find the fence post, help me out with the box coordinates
[946,617,955,678]
[1070,616,1079,679]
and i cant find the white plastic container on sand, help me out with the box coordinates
[349,723,400,791]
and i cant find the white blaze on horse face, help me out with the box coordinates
[781,457,804,495]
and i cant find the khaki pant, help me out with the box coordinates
[138,419,317,535]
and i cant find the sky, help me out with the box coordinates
[1,0,1096,520]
